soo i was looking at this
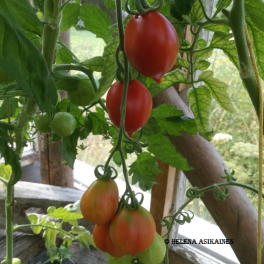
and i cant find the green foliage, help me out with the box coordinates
[81,57,105,72]
[47,206,83,220]
[0,98,17,120]
[129,152,162,191]
[80,5,114,44]
[60,3,80,32]
[170,0,195,21]
[88,107,109,135]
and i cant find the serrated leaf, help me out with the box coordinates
[214,0,232,17]
[245,0,264,33]
[151,104,197,136]
[188,86,212,140]
[88,107,109,135]
[203,23,230,33]
[0,0,43,36]
[147,132,192,170]
[27,214,44,234]
[176,58,190,69]
[108,254,134,264]
[67,219,78,227]
[189,0,204,21]
[196,39,207,49]
[246,16,264,80]
[47,206,83,220]
[209,32,239,69]
[0,15,58,113]
[142,117,160,136]
[198,71,235,112]
[59,130,79,169]
[81,56,104,72]
[195,60,210,71]
[90,37,118,103]
[148,69,187,97]
[195,48,213,61]
[56,45,74,64]
[0,98,17,120]
[129,152,161,191]
[60,3,80,32]
[45,221,60,259]
[80,5,114,43]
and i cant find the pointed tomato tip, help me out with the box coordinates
[127,133,133,138]
[153,77,162,84]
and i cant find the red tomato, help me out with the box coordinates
[124,11,179,83]
[106,80,152,138]
[110,206,156,256]
[80,179,119,225]
[93,223,125,257]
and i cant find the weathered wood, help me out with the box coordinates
[150,160,177,237]
[0,182,95,233]
[153,86,264,264]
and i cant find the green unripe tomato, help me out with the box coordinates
[12,258,21,264]
[0,67,14,84]
[51,112,76,137]
[137,233,166,264]
[33,113,52,134]
[67,74,97,106]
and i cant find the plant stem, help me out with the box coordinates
[5,185,13,264]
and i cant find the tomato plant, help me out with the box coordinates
[106,80,152,137]
[110,206,156,256]
[93,223,125,257]
[0,67,14,84]
[67,74,97,106]
[50,112,76,137]
[33,113,52,134]
[80,179,119,225]
[137,232,166,264]
[124,11,179,84]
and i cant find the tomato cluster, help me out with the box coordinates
[80,179,165,261]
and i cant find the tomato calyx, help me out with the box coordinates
[94,165,118,181]
[125,0,164,15]
[122,191,144,211]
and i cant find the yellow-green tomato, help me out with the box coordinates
[0,67,14,84]
[137,232,166,264]
[67,74,97,106]
[51,112,76,137]
[33,113,52,134]
[12,258,21,264]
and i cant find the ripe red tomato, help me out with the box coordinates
[124,11,179,83]
[106,80,152,138]
[80,179,119,225]
[93,223,125,257]
[110,206,156,256]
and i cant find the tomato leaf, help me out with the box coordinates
[246,16,264,80]
[60,3,80,32]
[176,58,190,70]
[189,0,204,22]
[59,130,80,169]
[245,0,264,33]
[198,71,235,112]
[0,14,58,113]
[81,56,105,72]
[88,107,109,135]
[203,23,230,33]
[27,214,45,235]
[80,5,114,43]
[195,60,210,71]
[104,0,116,10]
[0,123,22,185]
[0,98,18,120]
[78,231,94,250]
[0,0,43,36]
[209,32,239,69]
[44,221,60,260]
[56,45,74,64]
[188,85,213,141]
[148,68,188,97]
[147,132,192,171]
[129,152,162,191]
[170,0,196,21]
[47,206,83,220]
[214,0,232,17]
[91,37,119,104]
